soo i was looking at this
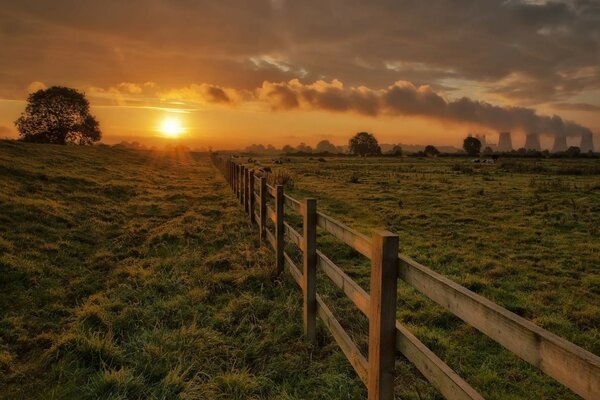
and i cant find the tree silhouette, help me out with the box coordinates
[566,146,581,157]
[349,132,381,156]
[424,145,440,157]
[390,144,403,156]
[463,136,482,156]
[15,86,101,145]
[316,139,337,153]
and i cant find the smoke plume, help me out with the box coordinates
[256,79,593,137]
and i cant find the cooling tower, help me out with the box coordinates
[497,131,513,152]
[524,133,541,151]
[552,136,567,152]
[580,132,594,153]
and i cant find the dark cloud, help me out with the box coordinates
[0,0,598,121]
[256,79,593,137]
[551,102,600,112]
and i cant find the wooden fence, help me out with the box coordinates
[211,154,600,400]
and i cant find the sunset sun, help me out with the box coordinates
[160,117,185,138]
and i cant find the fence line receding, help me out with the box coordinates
[211,154,599,400]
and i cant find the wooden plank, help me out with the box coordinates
[398,255,600,400]
[284,252,302,287]
[265,228,276,250]
[316,212,371,258]
[368,231,399,400]
[303,199,317,343]
[275,185,284,274]
[284,221,303,248]
[266,183,276,198]
[238,165,243,203]
[395,322,484,400]
[243,167,247,205]
[254,210,260,225]
[316,294,369,385]
[317,250,370,316]
[284,194,303,214]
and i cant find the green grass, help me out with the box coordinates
[0,141,366,399]
[255,155,600,399]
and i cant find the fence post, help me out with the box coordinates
[238,165,242,199]
[233,163,237,196]
[249,170,256,223]
[244,167,250,214]
[275,185,284,274]
[368,230,399,400]
[303,198,317,342]
[259,176,267,241]
[238,165,244,204]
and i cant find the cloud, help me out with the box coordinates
[10,76,595,138]
[256,79,593,137]
[117,82,143,94]
[1,0,598,106]
[551,102,600,112]
[158,84,250,105]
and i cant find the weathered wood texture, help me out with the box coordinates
[368,231,399,400]
[275,185,284,274]
[317,294,369,385]
[249,170,255,222]
[303,199,317,343]
[259,176,267,241]
[398,255,600,400]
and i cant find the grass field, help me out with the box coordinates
[1,141,598,399]
[0,141,368,399]
[254,154,599,399]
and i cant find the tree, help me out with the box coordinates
[424,145,440,157]
[281,144,295,153]
[463,136,482,156]
[15,86,101,145]
[482,146,493,156]
[389,144,402,156]
[349,132,381,156]
[296,142,313,153]
[566,146,581,157]
[316,139,337,153]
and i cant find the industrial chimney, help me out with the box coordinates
[552,136,567,153]
[580,132,594,153]
[497,132,513,152]
[524,133,541,151]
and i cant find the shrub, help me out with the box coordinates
[269,168,295,189]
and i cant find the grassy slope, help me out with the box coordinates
[266,156,599,400]
[0,141,365,400]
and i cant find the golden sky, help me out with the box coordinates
[0,0,598,150]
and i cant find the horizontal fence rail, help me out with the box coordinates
[211,154,600,400]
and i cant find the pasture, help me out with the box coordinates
[0,140,598,399]
[0,141,366,399]
[253,154,600,399]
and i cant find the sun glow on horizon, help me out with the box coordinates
[160,117,185,138]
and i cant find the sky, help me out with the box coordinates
[0,0,599,149]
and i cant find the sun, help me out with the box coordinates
[160,117,185,138]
